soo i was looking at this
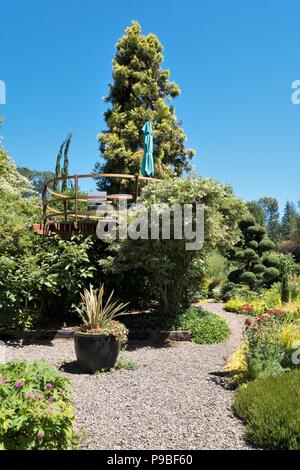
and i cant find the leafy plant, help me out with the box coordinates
[234,370,300,449]
[75,284,130,330]
[75,284,129,343]
[101,176,248,316]
[0,235,96,327]
[245,319,285,380]
[0,360,77,450]
[174,307,230,344]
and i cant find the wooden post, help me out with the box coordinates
[64,200,67,222]
[75,174,78,225]
[42,184,47,226]
[134,174,139,202]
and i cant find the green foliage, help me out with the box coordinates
[262,254,280,268]
[258,197,281,242]
[175,307,230,344]
[226,217,282,290]
[281,201,300,241]
[239,271,257,288]
[17,167,54,196]
[0,148,41,254]
[259,237,275,252]
[94,21,195,190]
[114,359,138,371]
[53,139,66,192]
[0,360,77,450]
[281,271,290,303]
[264,267,280,282]
[0,147,35,198]
[247,201,265,225]
[234,370,300,449]
[0,236,96,327]
[122,307,230,344]
[61,132,72,192]
[220,281,255,302]
[101,176,247,315]
[253,263,266,274]
[245,320,285,380]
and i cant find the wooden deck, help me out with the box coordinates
[33,172,161,238]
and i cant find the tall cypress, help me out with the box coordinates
[61,132,72,192]
[53,139,66,192]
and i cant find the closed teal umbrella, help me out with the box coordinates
[141,121,154,177]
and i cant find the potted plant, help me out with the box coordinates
[74,284,129,372]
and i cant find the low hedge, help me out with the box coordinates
[121,307,230,344]
[234,370,300,449]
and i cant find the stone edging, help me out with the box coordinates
[0,328,192,342]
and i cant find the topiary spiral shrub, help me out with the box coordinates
[234,370,300,449]
[226,216,281,289]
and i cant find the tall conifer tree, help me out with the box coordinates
[94,21,195,191]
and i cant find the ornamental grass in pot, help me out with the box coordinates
[74,284,129,373]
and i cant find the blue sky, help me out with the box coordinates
[1,0,299,212]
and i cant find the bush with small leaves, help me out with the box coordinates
[246,225,266,238]
[247,240,259,250]
[264,267,280,282]
[253,264,266,274]
[262,255,281,268]
[239,271,257,288]
[259,238,276,252]
[234,370,300,449]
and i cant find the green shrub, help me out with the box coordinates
[234,370,300,449]
[245,321,285,380]
[225,217,281,290]
[0,360,77,450]
[259,238,275,252]
[122,307,230,344]
[246,225,266,237]
[253,264,266,274]
[220,281,256,302]
[228,269,244,283]
[264,267,280,282]
[263,255,281,268]
[246,240,258,250]
[281,272,290,303]
[0,236,96,327]
[239,271,257,287]
[175,307,230,344]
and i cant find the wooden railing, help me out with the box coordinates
[42,172,161,225]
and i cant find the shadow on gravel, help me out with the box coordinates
[2,338,54,348]
[209,371,236,390]
[126,338,173,351]
[59,360,86,375]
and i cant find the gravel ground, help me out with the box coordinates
[4,303,251,450]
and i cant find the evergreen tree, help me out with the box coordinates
[17,167,54,195]
[258,197,281,242]
[281,270,290,303]
[94,21,195,192]
[61,132,72,192]
[281,201,300,240]
[226,216,281,289]
[247,201,265,225]
[53,139,66,192]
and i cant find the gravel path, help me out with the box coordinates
[4,303,250,450]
